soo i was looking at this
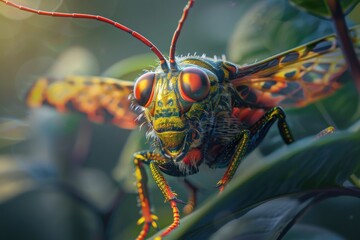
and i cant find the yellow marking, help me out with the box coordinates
[27,78,48,108]
[137,217,145,225]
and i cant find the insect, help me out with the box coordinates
[1,0,359,239]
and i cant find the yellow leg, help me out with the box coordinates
[217,107,295,192]
[133,151,166,240]
[133,151,183,239]
[149,162,182,237]
[217,130,250,192]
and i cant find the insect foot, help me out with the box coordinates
[316,126,336,139]
[136,215,159,240]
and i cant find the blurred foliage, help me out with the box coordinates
[0,0,360,240]
[228,0,335,63]
[289,0,359,19]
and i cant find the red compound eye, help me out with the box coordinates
[178,67,210,102]
[134,72,156,107]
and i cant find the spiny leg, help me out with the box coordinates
[249,107,334,147]
[149,162,183,237]
[217,107,295,192]
[217,129,250,192]
[248,107,294,151]
[134,151,184,239]
[134,151,166,240]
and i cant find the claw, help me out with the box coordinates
[137,214,159,227]
[172,198,186,204]
[316,126,335,139]
[136,214,159,240]
[216,180,226,192]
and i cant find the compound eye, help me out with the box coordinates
[134,72,156,107]
[178,67,210,102]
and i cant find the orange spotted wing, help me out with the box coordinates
[232,26,360,111]
[26,76,137,129]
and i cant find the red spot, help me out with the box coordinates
[232,107,251,122]
[232,107,265,126]
[182,149,202,165]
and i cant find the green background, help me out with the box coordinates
[0,0,360,239]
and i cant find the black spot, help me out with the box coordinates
[281,52,299,63]
[262,80,277,90]
[318,63,330,71]
[312,40,333,53]
[303,72,322,83]
[303,62,314,68]
[267,58,279,68]
[285,70,297,79]
[102,108,115,122]
[113,84,124,90]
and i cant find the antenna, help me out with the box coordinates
[0,0,170,72]
[169,0,194,71]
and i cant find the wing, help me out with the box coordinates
[231,25,360,109]
[26,76,137,129]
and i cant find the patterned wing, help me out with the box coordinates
[231,25,360,109]
[26,76,137,129]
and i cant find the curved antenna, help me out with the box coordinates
[0,0,170,72]
[169,0,194,71]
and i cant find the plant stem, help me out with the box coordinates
[326,0,360,93]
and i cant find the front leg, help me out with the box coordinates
[133,151,183,240]
[133,151,163,240]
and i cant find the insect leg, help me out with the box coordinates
[316,126,335,139]
[149,162,183,237]
[133,151,183,239]
[217,129,250,192]
[182,179,198,215]
[248,106,294,151]
[133,151,165,240]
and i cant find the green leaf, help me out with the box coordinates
[209,195,315,240]
[228,0,334,64]
[284,224,345,240]
[289,0,360,19]
[0,118,29,149]
[102,53,157,80]
[152,120,360,239]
